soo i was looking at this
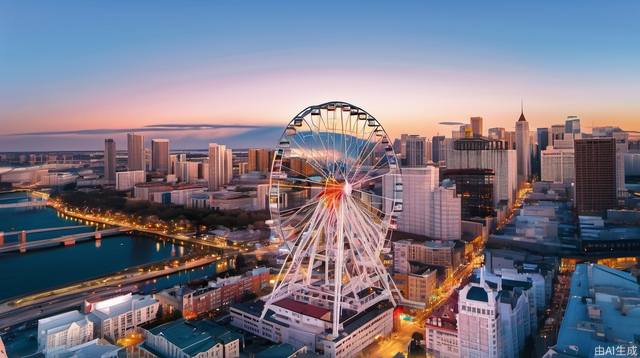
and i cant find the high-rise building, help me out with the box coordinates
[564,116,580,134]
[247,148,274,173]
[504,130,516,150]
[176,161,199,183]
[445,138,517,206]
[457,274,499,358]
[151,139,169,174]
[104,138,116,182]
[515,107,531,185]
[127,133,145,171]
[470,116,483,137]
[208,143,231,192]
[441,168,495,219]
[403,134,427,167]
[488,127,505,141]
[574,138,617,215]
[550,124,565,147]
[224,148,233,184]
[432,180,462,240]
[169,154,176,175]
[540,147,575,184]
[533,128,550,178]
[453,124,472,139]
[431,136,446,164]
[383,166,461,240]
[115,170,146,191]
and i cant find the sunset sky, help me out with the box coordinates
[1,1,639,150]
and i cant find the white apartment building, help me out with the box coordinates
[383,166,461,240]
[37,310,94,357]
[540,147,575,184]
[458,268,536,358]
[230,298,393,358]
[458,278,500,357]
[432,180,462,241]
[87,293,159,341]
[115,170,145,191]
[39,172,77,187]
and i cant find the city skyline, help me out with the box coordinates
[2,1,640,151]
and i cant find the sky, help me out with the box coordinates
[1,1,639,151]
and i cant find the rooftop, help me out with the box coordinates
[466,286,489,302]
[147,319,241,356]
[273,297,332,321]
[38,310,90,335]
[552,264,640,357]
[255,343,300,358]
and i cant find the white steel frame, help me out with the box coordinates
[261,101,403,338]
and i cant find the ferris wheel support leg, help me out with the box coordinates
[332,202,345,338]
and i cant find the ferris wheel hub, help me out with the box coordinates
[343,182,352,196]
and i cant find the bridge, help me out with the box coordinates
[2,225,87,237]
[0,227,127,254]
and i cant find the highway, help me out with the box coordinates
[0,254,222,330]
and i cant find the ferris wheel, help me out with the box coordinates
[262,101,403,337]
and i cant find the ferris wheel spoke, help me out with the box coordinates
[278,161,323,183]
[279,200,320,228]
[287,133,330,178]
[347,132,386,181]
[301,117,332,176]
[351,171,389,188]
[346,126,382,180]
[351,188,396,202]
[319,109,347,180]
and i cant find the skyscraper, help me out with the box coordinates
[533,128,550,178]
[104,138,116,182]
[151,139,169,174]
[470,116,483,137]
[403,134,427,167]
[441,168,495,219]
[224,148,233,184]
[574,138,617,215]
[488,127,505,141]
[564,116,580,134]
[431,136,446,164]
[383,165,461,240]
[550,124,565,147]
[247,148,274,173]
[127,133,145,171]
[445,137,517,206]
[541,147,575,184]
[208,143,231,191]
[515,106,531,185]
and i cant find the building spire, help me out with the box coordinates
[518,99,527,122]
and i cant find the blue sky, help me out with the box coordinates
[1,1,639,150]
